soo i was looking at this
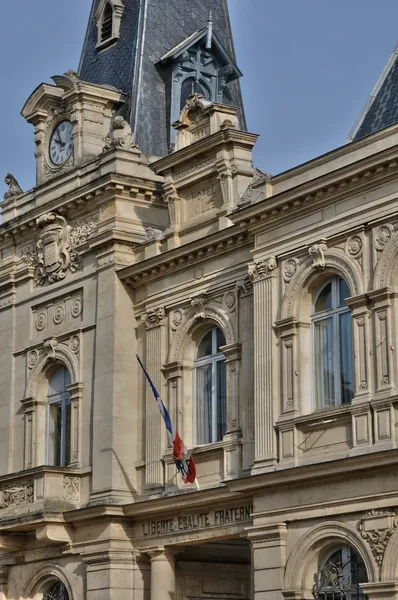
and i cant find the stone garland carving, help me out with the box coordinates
[102,115,139,152]
[248,257,277,283]
[357,509,398,565]
[345,234,363,260]
[283,258,299,283]
[309,242,327,268]
[174,156,214,181]
[0,481,33,509]
[21,213,81,286]
[143,308,165,329]
[63,476,79,502]
[4,174,23,200]
[375,224,394,251]
[70,218,98,247]
[191,295,208,319]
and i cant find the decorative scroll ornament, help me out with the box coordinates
[70,218,98,246]
[345,234,363,259]
[0,480,33,509]
[144,227,163,242]
[103,116,139,152]
[4,173,23,200]
[44,338,58,359]
[191,295,208,319]
[21,213,81,286]
[248,256,277,282]
[143,308,165,329]
[309,242,327,268]
[357,508,398,565]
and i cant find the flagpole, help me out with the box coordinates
[194,478,200,491]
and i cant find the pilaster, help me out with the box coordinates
[247,523,287,600]
[144,308,167,489]
[67,383,84,468]
[250,257,278,472]
[145,547,176,600]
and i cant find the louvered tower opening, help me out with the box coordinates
[101,3,113,42]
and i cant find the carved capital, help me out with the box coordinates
[143,308,166,329]
[248,257,277,282]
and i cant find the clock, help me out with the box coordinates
[49,120,74,166]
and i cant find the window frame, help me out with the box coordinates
[311,276,354,410]
[193,327,227,445]
[95,0,125,50]
[314,545,368,599]
[46,367,72,468]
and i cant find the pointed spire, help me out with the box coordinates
[206,11,213,50]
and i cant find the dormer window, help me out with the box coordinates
[101,3,113,42]
[96,0,125,49]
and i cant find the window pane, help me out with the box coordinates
[339,312,355,404]
[216,328,226,352]
[48,402,62,466]
[314,318,335,408]
[197,330,213,359]
[339,278,350,307]
[196,364,212,444]
[315,282,332,313]
[216,361,227,441]
[65,397,72,465]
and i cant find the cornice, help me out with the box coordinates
[232,145,398,231]
[119,227,251,287]
[151,129,258,174]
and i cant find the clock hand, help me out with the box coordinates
[56,131,65,147]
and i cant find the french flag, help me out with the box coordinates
[136,355,197,484]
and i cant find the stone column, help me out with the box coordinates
[369,288,394,396]
[249,257,278,472]
[247,523,287,600]
[144,308,166,489]
[67,382,83,468]
[360,583,398,599]
[147,547,176,600]
[238,278,254,472]
[220,342,242,479]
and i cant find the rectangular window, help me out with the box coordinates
[48,401,62,466]
[339,312,354,404]
[314,317,335,408]
[216,360,227,441]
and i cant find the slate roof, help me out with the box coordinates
[79,0,246,157]
[348,46,398,142]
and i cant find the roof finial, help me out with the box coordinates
[206,11,213,50]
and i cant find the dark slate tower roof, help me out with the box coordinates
[79,0,246,156]
[348,46,398,142]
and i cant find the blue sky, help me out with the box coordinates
[1,1,398,192]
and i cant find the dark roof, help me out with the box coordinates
[348,46,398,142]
[78,0,246,156]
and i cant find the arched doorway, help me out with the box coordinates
[313,545,368,599]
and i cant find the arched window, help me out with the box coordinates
[43,581,69,600]
[314,545,368,599]
[47,367,71,467]
[101,2,113,42]
[194,328,227,444]
[312,277,354,409]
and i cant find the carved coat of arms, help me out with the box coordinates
[21,213,81,285]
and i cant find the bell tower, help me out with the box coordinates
[79,0,246,156]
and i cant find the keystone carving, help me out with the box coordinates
[309,242,327,268]
[248,257,277,282]
[143,308,165,329]
[20,213,81,286]
[44,338,58,359]
[191,295,208,319]
[357,508,398,565]
[4,174,23,200]
[103,116,139,152]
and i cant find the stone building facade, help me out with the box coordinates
[2,1,398,599]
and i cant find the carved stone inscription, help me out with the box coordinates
[140,504,253,538]
[185,181,219,221]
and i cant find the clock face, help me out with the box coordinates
[49,121,74,166]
